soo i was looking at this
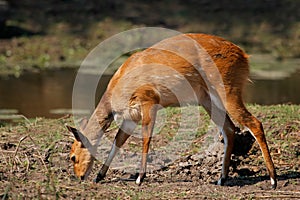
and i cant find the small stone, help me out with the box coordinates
[179,161,190,168]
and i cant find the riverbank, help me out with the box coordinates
[0,0,300,77]
[0,104,299,199]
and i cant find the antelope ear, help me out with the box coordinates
[66,125,92,149]
[66,125,84,143]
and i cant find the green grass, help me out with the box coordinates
[246,104,300,137]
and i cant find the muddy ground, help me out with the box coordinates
[0,105,299,199]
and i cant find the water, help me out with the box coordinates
[245,70,300,105]
[0,68,299,118]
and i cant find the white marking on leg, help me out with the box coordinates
[271,177,275,185]
[105,141,117,166]
[220,129,228,179]
[217,178,222,185]
[136,176,141,185]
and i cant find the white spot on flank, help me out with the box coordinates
[174,74,183,79]
[151,75,162,80]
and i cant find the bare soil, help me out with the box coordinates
[0,105,299,199]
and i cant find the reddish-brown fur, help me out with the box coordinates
[67,33,277,188]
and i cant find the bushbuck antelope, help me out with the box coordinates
[67,33,277,188]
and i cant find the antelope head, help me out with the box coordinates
[66,119,94,180]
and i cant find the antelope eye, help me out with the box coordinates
[70,155,76,162]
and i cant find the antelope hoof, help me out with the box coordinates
[135,173,146,185]
[217,177,226,186]
[271,178,277,189]
[93,173,105,183]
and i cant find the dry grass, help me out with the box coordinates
[0,105,299,199]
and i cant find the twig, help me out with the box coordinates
[12,135,27,171]
[13,155,21,170]
[12,134,48,172]
[0,147,9,165]
[19,115,32,125]
[25,153,30,172]
[57,114,72,120]
[13,135,29,159]
[254,190,300,194]
[255,195,300,199]
[59,185,84,191]
[0,150,15,153]
[1,183,11,200]
[28,135,48,172]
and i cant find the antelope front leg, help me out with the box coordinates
[136,103,157,185]
[94,120,134,183]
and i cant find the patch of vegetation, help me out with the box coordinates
[1,0,300,76]
[0,105,299,199]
